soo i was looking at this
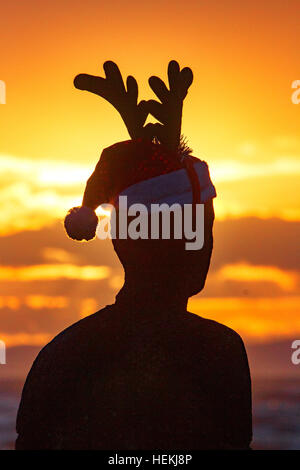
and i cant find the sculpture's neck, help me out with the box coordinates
[115,269,189,314]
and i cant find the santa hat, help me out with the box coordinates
[64,139,216,241]
[64,61,216,241]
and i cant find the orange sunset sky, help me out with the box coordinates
[0,0,299,353]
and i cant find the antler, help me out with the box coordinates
[147,60,193,152]
[74,61,153,140]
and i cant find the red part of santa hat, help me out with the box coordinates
[64,139,216,241]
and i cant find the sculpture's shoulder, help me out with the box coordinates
[27,304,115,380]
[187,311,245,347]
[16,304,117,449]
[183,312,249,371]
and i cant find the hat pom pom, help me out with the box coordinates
[64,206,98,241]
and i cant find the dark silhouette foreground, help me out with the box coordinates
[16,304,251,449]
[16,61,252,449]
[16,201,252,449]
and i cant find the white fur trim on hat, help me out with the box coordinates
[117,160,216,209]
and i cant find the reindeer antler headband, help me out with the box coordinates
[74,61,152,140]
[74,60,193,150]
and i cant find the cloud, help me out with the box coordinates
[42,247,79,264]
[0,216,298,347]
[215,263,298,291]
[213,173,300,220]
[212,217,300,271]
[0,154,87,235]
[2,333,52,348]
[0,217,299,272]
[0,295,68,310]
[188,296,300,342]
[0,222,120,268]
[1,153,300,236]
[0,292,110,338]
[210,158,300,183]
[0,264,111,281]
[1,294,300,347]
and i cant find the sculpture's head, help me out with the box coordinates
[63,60,216,297]
[112,199,214,297]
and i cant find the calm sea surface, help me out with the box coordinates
[0,378,299,450]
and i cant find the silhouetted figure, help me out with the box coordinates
[16,61,252,450]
